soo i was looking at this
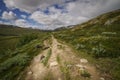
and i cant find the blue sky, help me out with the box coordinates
[0,0,120,30]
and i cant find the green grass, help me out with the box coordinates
[0,25,51,80]
[42,48,52,66]
[54,23,120,80]
[0,9,120,80]
[56,54,60,64]
[0,39,44,80]
[56,55,71,80]
[0,37,19,59]
[44,71,54,80]
[80,70,91,78]
[60,62,71,80]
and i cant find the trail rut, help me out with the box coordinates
[25,36,101,80]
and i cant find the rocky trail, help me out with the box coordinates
[25,36,101,80]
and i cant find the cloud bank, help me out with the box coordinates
[1,0,120,30]
[2,11,16,20]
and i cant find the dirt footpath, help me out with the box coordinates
[25,36,101,80]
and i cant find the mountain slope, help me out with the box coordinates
[0,24,49,53]
[54,9,120,80]
[0,9,120,80]
[0,25,51,80]
[71,9,120,31]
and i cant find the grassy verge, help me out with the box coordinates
[44,71,54,80]
[0,39,43,80]
[54,24,120,80]
[56,55,71,80]
[42,48,52,66]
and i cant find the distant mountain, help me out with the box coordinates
[0,24,43,36]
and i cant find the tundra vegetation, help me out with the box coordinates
[53,10,120,80]
[0,10,120,80]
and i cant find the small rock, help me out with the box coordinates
[50,61,58,67]
[67,64,72,68]
[58,78,61,80]
[76,64,86,71]
[80,58,88,63]
[28,71,32,75]
[76,64,84,68]
[100,77,105,80]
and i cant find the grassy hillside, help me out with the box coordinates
[0,9,120,80]
[54,10,120,80]
[0,25,51,80]
[0,25,48,53]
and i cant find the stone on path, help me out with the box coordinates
[50,61,58,67]
[100,77,105,80]
[76,64,84,68]
[80,58,88,63]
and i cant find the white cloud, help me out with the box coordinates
[3,0,120,29]
[30,7,88,30]
[21,15,27,19]
[30,11,55,25]
[66,0,120,18]
[2,11,16,20]
[15,19,29,27]
[4,0,64,13]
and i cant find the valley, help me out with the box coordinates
[0,9,120,80]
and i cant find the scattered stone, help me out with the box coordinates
[105,20,112,25]
[80,58,88,63]
[50,61,58,67]
[100,77,105,80]
[76,64,86,71]
[76,64,84,68]
[58,78,61,80]
[28,71,32,75]
[67,64,72,68]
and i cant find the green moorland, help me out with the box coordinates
[54,10,120,80]
[0,25,51,80]
[0,9,120,80]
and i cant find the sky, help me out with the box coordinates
[0,0,120,30]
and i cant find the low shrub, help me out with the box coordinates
[0,53,29,73]
[81,70,91,78]
[17,33,38,47]
[42,49,52,66]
